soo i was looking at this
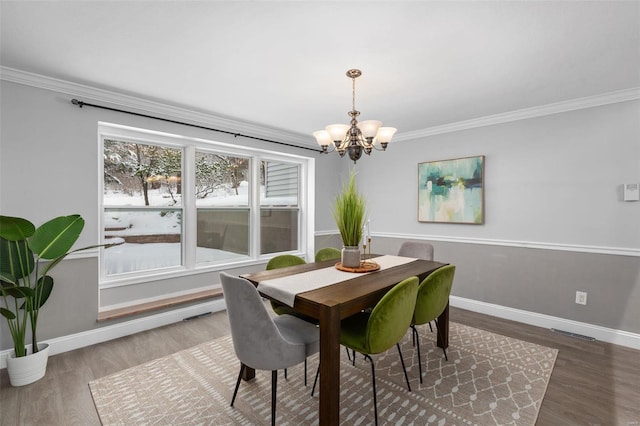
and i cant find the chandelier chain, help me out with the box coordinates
[352,75,356,112]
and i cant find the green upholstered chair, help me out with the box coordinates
[313,276,419,426]
[314,247,341,262]
[266,254,307,271]
[411,264,455,383]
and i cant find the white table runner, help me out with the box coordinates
[257,255,417,307]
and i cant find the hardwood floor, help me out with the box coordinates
[1,307,639,425]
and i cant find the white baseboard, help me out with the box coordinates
[450,296,640,350]
[3,296,638,370]
[0,299,226,369]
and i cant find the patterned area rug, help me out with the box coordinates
[89,322,557,425]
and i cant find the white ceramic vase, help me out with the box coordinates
[341,246,361,268]
[6,343,50,387]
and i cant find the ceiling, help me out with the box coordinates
[1,1,639,145]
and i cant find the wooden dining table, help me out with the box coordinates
[241,256,448,425]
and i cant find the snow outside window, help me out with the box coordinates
[99,124,312,285]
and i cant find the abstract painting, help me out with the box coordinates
[418,155,485,224]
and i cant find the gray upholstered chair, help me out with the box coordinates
[397,241,434,261]
[398,240,436,333]
[220,272,320,426]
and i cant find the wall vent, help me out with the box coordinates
[551,328,596,341]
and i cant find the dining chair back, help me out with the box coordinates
[314,247,341,262]
[316,275,418,426]
[265,254,317,385]
[266,254,306,270]
[266,255,310,318]
[411,264,455,383]
[220,271,319,425]
[398,241,434,260]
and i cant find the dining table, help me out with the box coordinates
[241,255,448,425]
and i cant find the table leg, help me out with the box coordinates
[318,304,340,425]
[242,366,256,381]
[436,301,449,349]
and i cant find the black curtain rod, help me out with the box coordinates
[70,98,322,153]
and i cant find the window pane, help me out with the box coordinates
[104,140,182,207]
[195,152,249,207]
[103,208,182,275]
[260,208,299,254]
[197,208,250,264]
[260,161,299,206]
[260,161,299,254]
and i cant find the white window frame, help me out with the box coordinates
[98,122,315,288]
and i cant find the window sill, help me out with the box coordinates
[97,288,223,322]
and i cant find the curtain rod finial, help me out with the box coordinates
[71,98,84,108]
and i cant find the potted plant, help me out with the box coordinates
[332,172,367,268]
[0,214,116,386]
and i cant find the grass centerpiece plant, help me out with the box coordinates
[332,172,367,268]
[0,214,117,386]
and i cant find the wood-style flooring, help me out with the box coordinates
[1,307,639,425]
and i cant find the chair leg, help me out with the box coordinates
[284,368,287,379]
[304,358,307,386]
[271,370,277,426]
[346,346,352,361]
[352,349,356,366]
[429,321,433,332]
[412,325,423,384]
[363,354,379,426]
[311,364,320,397]
[396,343,411,392]
[231,363,245,407]
[435,319,448,361]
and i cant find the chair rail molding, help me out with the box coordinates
[316,230,640,257]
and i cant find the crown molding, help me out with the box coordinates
[394,87,640,142]
[3,66,639,144]
[0,66,311,146]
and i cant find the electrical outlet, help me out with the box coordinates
[575,291,587,305]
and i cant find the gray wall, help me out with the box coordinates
[1,78,638,352]
[0,80,341,350]
[351,100,640,334]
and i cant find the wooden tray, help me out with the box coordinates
[335,261,380,273]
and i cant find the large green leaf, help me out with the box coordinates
[31,275,54,310]
[29,215,85,260]
[0,238,35,280]
[0,216,35,241]
[0,307,16,320]
[4,286,35,299]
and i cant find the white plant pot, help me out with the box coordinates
[6,343,50,387]
[341,246,361,268]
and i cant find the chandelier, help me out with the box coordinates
[313,69,396,164]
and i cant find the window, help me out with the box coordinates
[100,123,313,284]
[195,151,250,264]
[260,161,299,255]
[103,140,183,275]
